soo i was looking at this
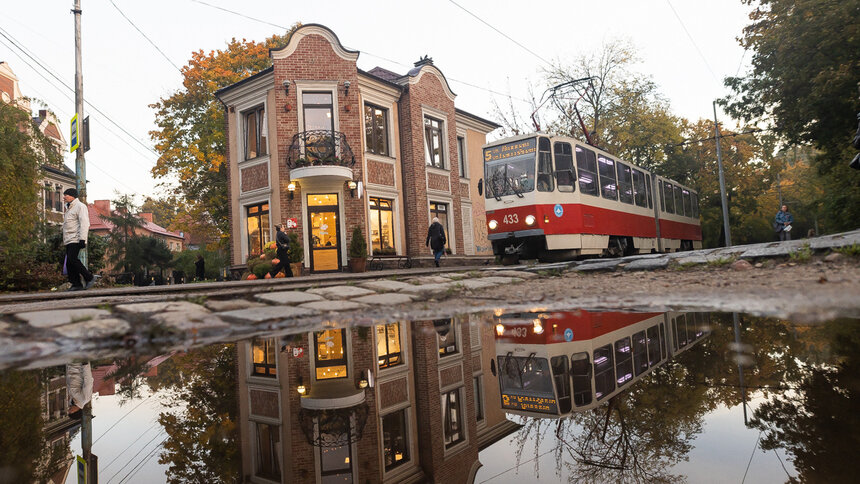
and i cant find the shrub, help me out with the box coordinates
[252,261,273,278]
[287,232,303,263]
[348,226,367,259]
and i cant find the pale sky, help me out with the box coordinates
[1,0,752,203]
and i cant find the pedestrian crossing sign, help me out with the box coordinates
[70,114,80,153]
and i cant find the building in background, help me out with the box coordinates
[88,199,185,252]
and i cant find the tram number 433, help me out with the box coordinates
[502,214,519,224]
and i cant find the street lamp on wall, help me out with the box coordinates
[283,80,291,96]
[288,181,298,200]
[343,80,351,97]
[347,180,357,198]
[297,376,306,395]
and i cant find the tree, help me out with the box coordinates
[140,194,182,228]
[101,194,145,272]
[722,0,860,231]
[150,27,300,250]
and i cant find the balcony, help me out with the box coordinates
[286,130,356,181]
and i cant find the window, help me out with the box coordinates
[617,162,633,204]
[677,315,688,347]
[553,142,576,192]
[424,116,445,168]
[314,329,348,379]
[319,437,352,481]
[660,323,666,360]
[364,103,389,156]
[659,180,665,212]
[473,376,485,423]
[243,105,267,160]
[647,325,662,367]
[255,422,281,481]
[598,154,618,200]
[442,389,464,448]
[571,352,593,407]
[251,338,277,377]
[44,183,52,210]
[457,136,467,177]
[576,145,599,196]
[674,185,685,217]
[683,189,692,218]
[246,203,270,257]
[633,169,648,207]
[614,337,633,386]
[632,331,649,376]
[369,197,396,255]
[434,319,458,357]
[645,174,653,208]
[551,355,572,414]
[429,202,449,249]
[663,181,675,214]
[382,409,410,470]
[537,137,554,192]
[594,344,615,400]
[302,92,335,163]
[691,192,699,218]
[377,322,402,369]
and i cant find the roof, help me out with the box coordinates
[87,202,184,240]
[455,108,501,130]
[42,163,76,181]
[214,66,274,98]
[365,66,402,83]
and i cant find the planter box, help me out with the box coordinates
[290,262,303,277]
[348,257,366,273]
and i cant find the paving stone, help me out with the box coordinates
[739,241,805,259]
[483,270,538,279]
[53,318,132,339]
[438,272,470,280]
[624,258,669,271]
[255,291,325,305]
[350,293,416,305]
[306,286,376,299]
[0,322,9,333]
[399,283,455,297]
[218,305,318,324]
[204,299,266,312]
[620,253,667,261]
[574,260,622,272]
[405,276,452,284]
[298,300,368,311]
[478,276,522,285]
[358,280,415,292]
[156,314,232,333]
[115,301,206,314]
[675,256,711,266]
[456,279,497,290]
[14,308,111,329]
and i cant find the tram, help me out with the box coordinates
[482,134,702,262]
[493,310,710,418]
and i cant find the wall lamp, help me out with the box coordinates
[357,369,373,389]
[343,80,351,97]
[288,181,298,200]
[297,376,307,395]
[282,79,291,96]
[347,180,357,198]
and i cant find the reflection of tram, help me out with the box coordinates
[494,311,710,418]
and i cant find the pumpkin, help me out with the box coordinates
[259,254,266,259]
[274,272,286,278]
[246,274,257,280]
[264,273,272,279]
[272,258,280,265]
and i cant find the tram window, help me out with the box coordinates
[593,345,615,400]
[575,146,599,196]
[632,331,649,376]
[671,318,678,352]
[617,163,634,204]
[598,155,618,200]
[571,352,593,407]
[633,169,648,207]
[553,142,576,192]
[674,185,685,217]
[646,174,653,209]
[646,325,661,367]
[497,356,554,396]
[614,338,633,386]
[683,189,692,218]
[537,138,554,192]
[659,323,666,360]
[677,314,688,347]
[691,192,699,218]
[663,181,675,214]
[551,356,572,414]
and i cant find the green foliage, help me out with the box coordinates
[251,261,272,278]
[103,194,146,271]
[790,243,813,263]
[125,236,173,272]
[172,248,227,280]
[0,370,45,483]
[140,194,181,228]
[348,226,367,259]
[287,231,303,263]
[834,244,860,257]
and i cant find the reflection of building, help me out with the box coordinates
[494,311,711,418]
[216,24,499,274]
[237,314,518,483]
[88,200,185,252]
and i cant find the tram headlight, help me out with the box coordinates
[525,214,536,226]
[488,219,498,230]
[495,323,505,336]
[533,319,544,334]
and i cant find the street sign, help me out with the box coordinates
[292,347,304,358]
[82,115,90,152]
[70,114,80,153]
[287,217,298,229]
[76,455,86,484]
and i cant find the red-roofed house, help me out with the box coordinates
[88,200,186,267]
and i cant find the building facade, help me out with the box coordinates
[216,24,499,274]
[88,200,185,253]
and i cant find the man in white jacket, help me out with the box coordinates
[62,188,95,290]
[65,362,93,420]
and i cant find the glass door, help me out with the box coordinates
[308,194,341,272]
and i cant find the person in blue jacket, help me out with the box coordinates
[774,205,794,241]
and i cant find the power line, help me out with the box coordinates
[105,429,165,483]
[665,0,720,84]
[108,0,182,73]
[99,421,159,472]
[190,0,287,30]
[478,444,561,483]
[94,394,154,444]
[117,436,168,484]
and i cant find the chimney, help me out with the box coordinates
[139,212,154,223]
[38,109,47,120]
[94,200,111,214]
[414,55,434,67]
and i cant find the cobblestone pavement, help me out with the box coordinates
[1,230,858,370]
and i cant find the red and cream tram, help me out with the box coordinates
[494,310,710,418]
[483,134,702,261]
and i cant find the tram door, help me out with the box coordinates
[308,194,341,272]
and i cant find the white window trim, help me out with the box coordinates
[249,418,283,484]
[456,129,468,180]
[239,103,270,163]
[428,196,456,255]
[375,321,409,374]
[295,81,340,156]
[240,196,272,263]
[366,191,404,257]
[421,106,450,171]
[360,96,395,160]
[238,159,271,197]
[310,327,353,383]
[441,386,469,457]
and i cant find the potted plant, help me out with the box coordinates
[287,231,304,277]
[348,226,367,273]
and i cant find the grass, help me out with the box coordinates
[536,268,565,277]
[789,243,813,263]
[707,256,735,268]
[834,244,860,257]
[674,261,699,271]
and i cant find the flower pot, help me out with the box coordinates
[348,257,366,273]
[290,262,303,277]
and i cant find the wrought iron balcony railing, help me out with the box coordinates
[286,130,356,169]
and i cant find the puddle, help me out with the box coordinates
[0,309,855,483]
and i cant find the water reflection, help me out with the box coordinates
[0,311,856,483]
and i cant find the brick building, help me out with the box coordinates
[216,24,499,274]
[236,313,519,483]
[88,199,185,253]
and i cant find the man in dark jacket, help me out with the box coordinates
[269,225,293,277]
[194,255,205,281]
[426,217,446,267]
[774,205,794,241]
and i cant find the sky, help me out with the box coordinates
[1,0,753,203]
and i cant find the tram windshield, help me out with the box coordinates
[484,138,537,198]
[497,355,554,396]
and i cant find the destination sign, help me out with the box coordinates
[501,393,558,414]
[484,137,537,163]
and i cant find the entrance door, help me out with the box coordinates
[308,194,341,272]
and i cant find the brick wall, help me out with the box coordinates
[240,163,269,192]
[367,159,395,186]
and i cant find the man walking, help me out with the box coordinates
[268,225,293,278]
[426,217,447,267]
[774,204,794,241]
[62,188,95,290]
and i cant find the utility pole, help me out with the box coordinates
[73,0,87,266]
[713,101,732,247]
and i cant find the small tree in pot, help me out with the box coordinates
[287,231,304,277]
[348,226,367,273]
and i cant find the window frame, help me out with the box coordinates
[251,338,278,378]
[377,322,403,370]
[663,181,675,214]
[673,185,686,217]
[614,337,633,387]
[537,137,554,192]
[576,145,599,196]
[457,135,467,178]
[429,201,450,250]
[473,376,485,423]
[369,197,396,255]
[246,202,271,257]
[598,154,618,200]
[633,169,648,207]
[617,162,634,204]
[434,318,459,357]
[424,116,446,169]
[243,104,267,161]
[313,329,349,380]
[253,421,281,481]
[381,408,411,471]
[364,102,389,156]
[553,141,576,192]
[442,388,465,449]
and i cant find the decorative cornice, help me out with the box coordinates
[405,65,456,101]
[271,24,360,62]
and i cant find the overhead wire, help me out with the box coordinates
[108,0,183,73]
[105,429,166,483]
[116,436,168,484]
[665,0,720,84]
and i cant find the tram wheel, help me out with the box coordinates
[501,254,520,266]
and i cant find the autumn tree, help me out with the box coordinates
[150,26,300,250]
[140,194,182,228]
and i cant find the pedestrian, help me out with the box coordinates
[774,204,794,241]
[195,254,205,281]
[268,225,293,278]
[62,188,95,291]
[65,362,93,421]
[807,228,816,238]
[426,217,446,267]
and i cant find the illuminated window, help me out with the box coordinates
[319,435,352,481]
[575,145,599,196]
[254,422,281,480]
[243,105,267,160]
[614,337,633,386]
[429,202,450,250]
[434,319,458,357]
[382,409,410,470]
[369,197,396,255]
[251,338,277,377]
[377,323,402,369]
[246,202,270,257]
[442,388,464,448]
[314,329,348,380]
